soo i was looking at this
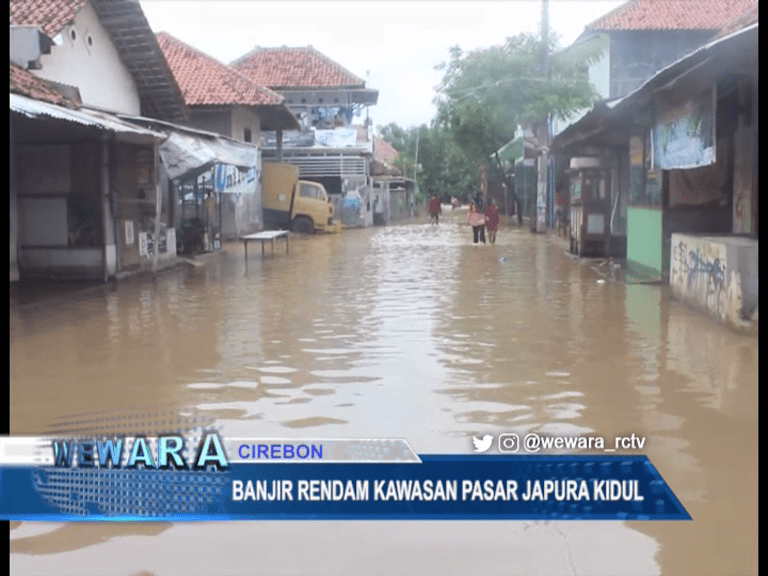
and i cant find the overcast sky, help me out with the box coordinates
[139,1,625,131]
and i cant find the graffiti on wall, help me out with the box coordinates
[670,235,747,328]
[671,238,727,317]
[686,250,726,292]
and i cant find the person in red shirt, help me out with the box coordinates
[428,194,442,225]
[484,197,500,244]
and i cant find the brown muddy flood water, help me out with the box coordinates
[10,209,757,575]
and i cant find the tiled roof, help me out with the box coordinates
[156,33,284,107]
[711,4,758,39]
[232,46,366,89]
[9,0,86,37]
[586,0,758,31]
[10,63,76,107]
[373,136,398,165]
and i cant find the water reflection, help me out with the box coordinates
[9,210,757,575]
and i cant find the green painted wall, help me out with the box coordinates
[627,207,663,277]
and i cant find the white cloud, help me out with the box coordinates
[140,1,624,129]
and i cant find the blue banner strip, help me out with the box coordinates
[1,455,690,521]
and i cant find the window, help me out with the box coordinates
[299,183,319,199]
[644,129,662,206]
[244,128,252,143]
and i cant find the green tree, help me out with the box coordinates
[379,121,477,205]
[435,32,606,220]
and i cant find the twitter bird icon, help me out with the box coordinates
[473,435,493,453]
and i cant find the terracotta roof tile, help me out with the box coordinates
[587,0,758,31]
[711,4,758,39]
[10,0,86,37]
[232,46,365,89]
[10,63,77,106]
[373,136,398,165]
[156,32,284,107]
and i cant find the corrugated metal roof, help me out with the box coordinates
[551,21,757,151]
[116,113,262,180]
[157,131,258,181]
[10,92,166,139]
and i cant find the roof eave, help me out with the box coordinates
[91,0,188,122]
[253,104,301,131]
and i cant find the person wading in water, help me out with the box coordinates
[484,197,500,244]
[467,193,486,243]
[429,194,442,225]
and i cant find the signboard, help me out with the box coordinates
[215,152,260,194]
[124,220,134,246]
[166,228,176,254]
[652,88,715,170]
[138,232,149,258]
[0,434,690,522]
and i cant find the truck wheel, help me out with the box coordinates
[292,216,315,234]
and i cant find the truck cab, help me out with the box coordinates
[292,180,338,234]
[262,163,341,234]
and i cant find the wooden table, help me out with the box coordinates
[241,230,289,260]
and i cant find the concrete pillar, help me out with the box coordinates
[101,134,117,279]
[152,142,162,273]
[10,117,20,282]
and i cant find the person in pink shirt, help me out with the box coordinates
[467,193,486,243]
[484,197,500,244]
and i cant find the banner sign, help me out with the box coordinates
[0,436,690,521]
[314,129,357,148]
[652,87,716,170]
[214,154,260,194]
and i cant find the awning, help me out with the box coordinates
[117,114,260,180]
[492,137,524,172]
[158,131,258,180]
[9,93,166,141]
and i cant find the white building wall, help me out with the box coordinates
[222,107,263,238]
[230,106,262,143]
[35,0,140,115]
[551,38,611,138]
[589,49,611,100]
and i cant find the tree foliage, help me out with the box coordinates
[435,32,606,177]
[377,32,606,206]
[379,121,476,203]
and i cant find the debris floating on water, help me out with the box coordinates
[499,257,507,263]
[597,279,606,284]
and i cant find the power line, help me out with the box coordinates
[443,76,588,102]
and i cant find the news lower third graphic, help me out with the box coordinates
[0,432,690,521]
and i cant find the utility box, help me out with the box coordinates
[568,157,611,257]
[10,26,54,70]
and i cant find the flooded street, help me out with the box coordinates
[10,210,757,576]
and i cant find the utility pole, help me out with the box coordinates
[413,126,420,183]
[534,0,551,233]
[541,0,549,79]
